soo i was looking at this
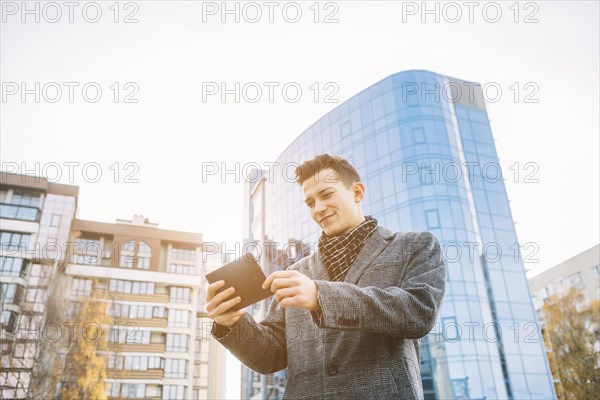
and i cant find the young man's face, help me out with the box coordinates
[302,168,365,237]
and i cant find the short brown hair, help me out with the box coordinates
[295,154,361,188]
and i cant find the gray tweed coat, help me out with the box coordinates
[212,226,446,399]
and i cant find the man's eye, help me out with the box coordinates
[324,193,332,198]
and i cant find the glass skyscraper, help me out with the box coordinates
[242,70,556,399]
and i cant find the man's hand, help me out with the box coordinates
[262,270,319,311]
[205,280,246,327]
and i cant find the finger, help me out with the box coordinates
[209,296,242,318]
[215,286,236,304]
[279,295,300,308]
[206,286,236,312]
[208,295,238,316]
[215,309,246,327]
[271,277,298,293]
[262,272,280,290]
[274,287,297,303]
[217,308,245,321]
[262,270,296,289]
[206,280,225,301]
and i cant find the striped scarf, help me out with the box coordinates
[317,215,378,282]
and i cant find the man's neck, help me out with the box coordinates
[339,214,366,236]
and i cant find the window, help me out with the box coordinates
[109,383,145,399]
[50,214,61,227]
[26,288,43,304]
[0,231,31,251]
[425,209,440,229]
[535,288,548,301]
[0,203,38,221]
[109,304,119,317]
[120,240,136,268]
[109,328,151,344]
[72,278,92,296]
[108,354,123,370]
[138,241,150,253]
[67,302,82,319]
[166,333,189,352]
[0,283,23,305]
[168,309,190,328]
[420,162,438,185]
[0,310,18,333]
[451,378,469,398]
[73,238,101,265]
[119,240,151,269]
[340,120,351,138]
[108,355,163,371]
[0,257,25,277]
[113,304,155,319]
[163,385,186,400]
[10,192,40,207]
[153,306,166,318]
[442,317,460,341]
[137,256,150,269]
[108,279,154,295]
[170,247,196,261]
[168,263,195,275]
[592,264,600,277]
[562,272,585,291]
[107,382,119,397]
[126,383,144,398]
[133,281,154,294]
[170,287,191,304]
[75,237,101,249]
[413,127,425,143]
[165,358,188,378]
[139,305,153,319]
[138,241,151,270]
[72,254,100,265]
[149,356,164,369]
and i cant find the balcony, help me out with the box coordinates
[92,288,169,304]
[108,342,166,353]
[108,397,160,400]
[107,368,164,380]
[0,203,40,222]
[112,318,168,328]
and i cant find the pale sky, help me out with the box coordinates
[1,1,599,396]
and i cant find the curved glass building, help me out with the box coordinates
[243,70,556,399]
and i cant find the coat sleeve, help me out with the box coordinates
[310,231,446,338]
[211,294,288,374]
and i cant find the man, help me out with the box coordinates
[206,154,446,399]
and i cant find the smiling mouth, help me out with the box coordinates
[320,214,334,223]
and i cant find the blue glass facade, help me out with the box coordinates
[243,70,556,399]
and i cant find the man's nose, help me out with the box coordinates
[315,200,327,213]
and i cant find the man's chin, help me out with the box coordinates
[323,226,341,237]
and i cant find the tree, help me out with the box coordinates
[29,271,69,400]
[59,284,111,400]
[542,286,600,399]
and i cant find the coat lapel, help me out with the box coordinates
[308,226,394,284]
[308,251,330,281]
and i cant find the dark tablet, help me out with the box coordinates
[205,253,273,311]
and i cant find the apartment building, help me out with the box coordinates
[1,172,229,399]
[64,215,228,399]
[529,244,600,312]
[1,172,78,399]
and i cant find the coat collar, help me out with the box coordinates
[308,225,394,284]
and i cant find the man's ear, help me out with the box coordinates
[353,182,365,202]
